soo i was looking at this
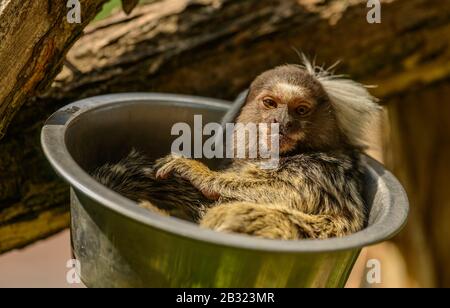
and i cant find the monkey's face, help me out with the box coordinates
[238,65,343,154]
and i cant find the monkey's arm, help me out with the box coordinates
[155,154,274,200]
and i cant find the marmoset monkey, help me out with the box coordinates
[94,58,380,240]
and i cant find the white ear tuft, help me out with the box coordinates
[299,55,381,147]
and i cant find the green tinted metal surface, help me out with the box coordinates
[72,190,359,288]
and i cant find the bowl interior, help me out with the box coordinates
[66,99,380,222]
[65,100,226,173]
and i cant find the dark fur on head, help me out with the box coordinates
[237,59,380,155]
[238,65,348,154]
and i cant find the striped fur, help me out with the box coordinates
[93,150,210,222]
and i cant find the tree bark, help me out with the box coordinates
[384,80,450,287]
[0,0,108,140]
[0,0,146,253]
[45,0,450,101]
[0,0,449,287]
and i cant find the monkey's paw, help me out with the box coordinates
[155,154,221,201]
[155,153,184,180]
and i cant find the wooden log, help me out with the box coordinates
[0,0,148,140]
[384,80,450,287]
[1,0,449,287]
[0,0,145,253]
[47,0,450,102]
[0,0,109,140]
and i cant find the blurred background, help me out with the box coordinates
[0,0,449,288]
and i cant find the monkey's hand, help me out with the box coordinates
[155,154,220,201]
[154,153,184,180]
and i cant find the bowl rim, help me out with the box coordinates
[41,93,409,253]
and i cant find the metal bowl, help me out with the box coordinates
[41,93,409,288]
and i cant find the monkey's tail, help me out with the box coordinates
[92,150,212,222]
[200,202,362,240]
[92,149,158,203]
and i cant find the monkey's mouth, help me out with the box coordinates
[279,131,294,142]
[262,132,297,154]
[278,130,304,153]
[279,132,287,141]
[278,133,295,150]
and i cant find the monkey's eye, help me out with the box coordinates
[296,105,312,117]
[262,98,278,109]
